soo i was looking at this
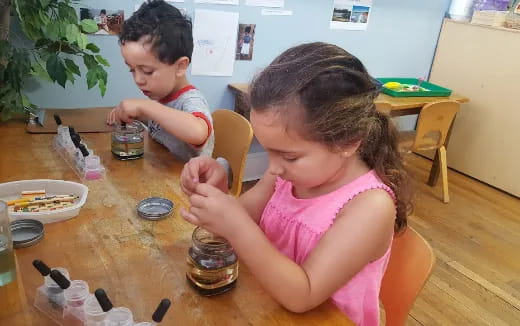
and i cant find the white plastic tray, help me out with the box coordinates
[0,179,88,224]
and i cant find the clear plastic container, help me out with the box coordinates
[33,267,70,324]
[83,294,107,326]
[62,280,90,325]
[105,307,134,326]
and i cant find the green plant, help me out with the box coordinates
[0,0,109,120]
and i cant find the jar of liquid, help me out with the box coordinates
[111,121,144,160]
[186,227,238,296]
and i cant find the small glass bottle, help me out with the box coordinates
[186,227,238,296]
[111,121,144,160]
[0,201,15,287]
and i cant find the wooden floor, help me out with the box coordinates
[405,154,520,326]
[243,154,520,325]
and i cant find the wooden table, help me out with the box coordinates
[228,83,470,187]
[0,120,353,326]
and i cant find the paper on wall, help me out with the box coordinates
[194,0,239,5]
[330,0,372,31]
[246,0,284,7]
[191,9,239,76]
[261,9,292,15]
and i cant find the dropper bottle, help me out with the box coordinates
[50,269,90,325]
[134,299,172,326]
[32,260,70,323]
[83,288,113,326]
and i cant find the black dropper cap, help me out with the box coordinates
[94,289,113,312]
[71,134,82,148]
[152,299,171,323]
[79,144,89,157]
[50,269,71,290]
[32,259,51,276]
[54,114,62,126]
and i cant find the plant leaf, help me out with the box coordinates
[64,59,81,76]
[81,19,98,34]
[77,33,88,50]
[31,61,53,82]
[86,67,98,89]
[98,78,106,97]
[38,10,50,26]
[46,54,67,88]
[40,0,52,9]
[95,55,110,67]
[86,43,100,53]
[65,24,80,43]
[46,22,60,41]
[83,54,97,69]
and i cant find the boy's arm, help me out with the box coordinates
[137,99,209,146]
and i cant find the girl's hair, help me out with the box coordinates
[249,42,412,232]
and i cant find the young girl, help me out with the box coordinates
[180,42,411,325]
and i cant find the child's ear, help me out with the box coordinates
[339,140,362,158]
[174,56,190,76]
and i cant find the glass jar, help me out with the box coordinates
[111,121,144,160]
[0,201,15,287]
[186,227,238,296]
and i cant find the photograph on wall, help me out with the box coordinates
[236,24,256,61]
[80,8,124,35]
[330,0,371,30]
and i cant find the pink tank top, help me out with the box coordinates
[259,170,395,326]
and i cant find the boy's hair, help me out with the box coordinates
[100,9,106,15]
[250,42,412,232]
[119,0,193,63]
[244,26,252,33]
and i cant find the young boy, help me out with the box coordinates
[107,0,214,162]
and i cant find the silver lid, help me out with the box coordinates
[137,197,174,220]
[10,219,45,248]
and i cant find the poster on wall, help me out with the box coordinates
[80,8,124,35]
[236,24,256,61]
[330,0,372,30]
[191,10,239,76]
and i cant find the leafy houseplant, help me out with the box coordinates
[0,0,109,120]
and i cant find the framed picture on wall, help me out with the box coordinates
[80,8,124,35]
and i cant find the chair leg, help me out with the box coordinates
[438,146,449,203]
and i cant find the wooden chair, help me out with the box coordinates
[380,226,435,326]
[399,100,460,203]
[212,109,253,197]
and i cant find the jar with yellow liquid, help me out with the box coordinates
[186,227,238,296]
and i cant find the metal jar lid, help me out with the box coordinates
[10,219,45,248]
[137,197,174,220]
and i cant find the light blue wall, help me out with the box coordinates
[24,0,451,122]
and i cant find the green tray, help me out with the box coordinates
[377,78,452,97]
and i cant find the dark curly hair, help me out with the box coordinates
[119,0,193,63]
[250,42,413,233]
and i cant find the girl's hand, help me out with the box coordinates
[180,183,249,238]
[180,156,228,196]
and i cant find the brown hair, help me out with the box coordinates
[249,42,412,232]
